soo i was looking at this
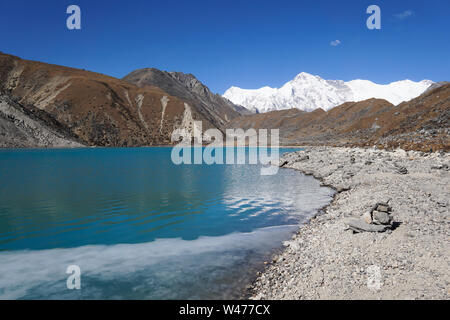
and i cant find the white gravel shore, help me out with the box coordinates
[251,147,449,300]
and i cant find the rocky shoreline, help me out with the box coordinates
[251,146,449,300]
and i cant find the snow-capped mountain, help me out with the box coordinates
[223,73,434,113]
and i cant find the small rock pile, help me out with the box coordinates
[394,163,409,174]
[346,200,395,233]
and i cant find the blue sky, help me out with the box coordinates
[0,0,449,93]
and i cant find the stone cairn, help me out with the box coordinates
[346,200,395,233]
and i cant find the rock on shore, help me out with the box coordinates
[252,147,449,300]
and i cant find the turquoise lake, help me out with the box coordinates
[0,147,334,299]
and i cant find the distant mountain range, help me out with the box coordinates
[227,83,449,152]
[223,72,434,113]
[0,52,448,151]
[0,53,243,147]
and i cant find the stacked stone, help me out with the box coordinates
[347,201,395,233]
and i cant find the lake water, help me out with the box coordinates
[0,147,334,299]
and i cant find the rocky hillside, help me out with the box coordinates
[0,94,83,148]
[227,84,450,152]
[0,53,225,147]
[123,68,247,130]
[1,53,447,151]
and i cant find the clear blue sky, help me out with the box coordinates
[0,0,449,93]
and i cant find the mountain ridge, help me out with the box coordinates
[0,52,231,147]
[223,72,434,113]
[123,68,247,131]
[227,84,449,152]
[0,53,447,151]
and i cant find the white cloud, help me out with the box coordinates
[330,40,341,47]
[394,10,414,19]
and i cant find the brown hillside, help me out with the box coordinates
[123,68,244,129]
[227,85,450,152]
[0,53,218,147]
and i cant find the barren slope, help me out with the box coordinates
[0,53,218,147]
[123,68,245,130]
[227,85,450,152]
[0,94,83,148]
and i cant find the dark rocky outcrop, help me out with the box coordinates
[0,94,83,148]
[123,68,247,131]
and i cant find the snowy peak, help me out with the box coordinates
[346,79,433,106]
[223,74,434,113]
[293,72,317,80]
